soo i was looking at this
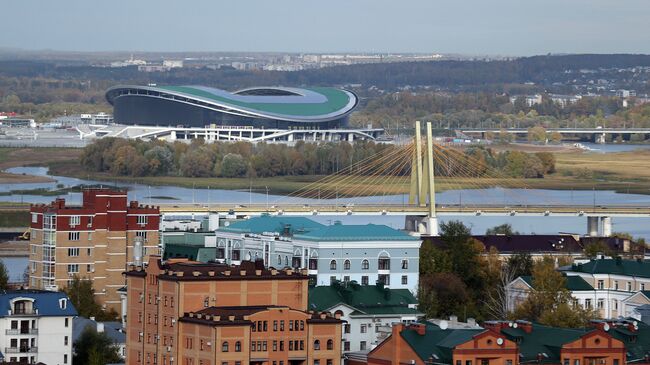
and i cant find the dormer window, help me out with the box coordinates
[59,298,67,310]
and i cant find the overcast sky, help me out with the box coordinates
[1,0,649,55]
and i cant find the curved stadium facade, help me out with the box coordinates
[106,85,358,129]
[91,85,382,143]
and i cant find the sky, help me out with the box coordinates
[1,0,649,56]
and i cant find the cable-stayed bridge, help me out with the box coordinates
[158,121,650,236]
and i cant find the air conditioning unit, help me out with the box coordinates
[166,346,172,352]
[171,319,176,324]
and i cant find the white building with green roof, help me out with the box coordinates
[215,216,421,291]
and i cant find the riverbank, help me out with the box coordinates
[0,147,81,184]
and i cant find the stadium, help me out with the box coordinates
[82,85,383,143]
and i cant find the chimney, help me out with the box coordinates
[516,320,533,334]
[96,322,105,333]
[392,323,404,365]
[408,323,426,336]
[133,236,144,267]
[449,315,458,324]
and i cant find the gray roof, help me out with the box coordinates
[73,317,126,345]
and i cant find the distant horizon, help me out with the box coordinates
[2,0,649,56]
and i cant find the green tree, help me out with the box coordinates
[73,326,121,365]
[0,260,9,289]
[527,126,547,143]
[506,252,534,278]
[220,153,248,178]
[64,277,118,321]
[486,223,518,235]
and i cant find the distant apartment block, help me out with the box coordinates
[0,290,77,365]
[125,256,343,365]
[29,189,160,315]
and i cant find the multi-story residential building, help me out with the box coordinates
[125,256,343,365]
[214,216,421,291]
[0,290,77,365]
[29,189,160,314]
[507,258,650,319]
[361,319,650,365]
[308,284,421,355]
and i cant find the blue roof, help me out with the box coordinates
[293,223,418,242]
[219,216,325,234]
[0,290,77,317]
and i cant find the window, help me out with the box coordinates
[280,320,284,331]
[330,260,337,270]
[506,361,513,365]
[222,342,229,352]
[136,231,147,240]
[69,216,80,226]
[327,361,333,365]
[597,280,604,289]
[68,232,80,241]
[344,342,350,351]
[273,320,278,331]
[330,276,337,285]
[315,361,320,365]
[613,299,618,310]
[401,259,408,269]
[362,259,369,270]
[278,255,282,265]
[627,282,632,291]
[137,215,148,225]
[64,336,69,345]
[614,281,619,290]
[64,354,68,364]
[67,248,80,257]
[585,299,592,309]
[597,299,604,309]
[401,275,408,285]
[31,213,38,223]
[314,340,320,350]
[378,274,390,285]
[235,341,241,352]
[344,260,351,270]
[343,276,350,283]
[273,341,278,351]
[361,324,367,333]
[327,339,333,350]
[344,324,350,334]
[642,283,646,291]
[361,276,369,285]
[67,264,79,274]
[360,341,367,350]
[378,256,390,270]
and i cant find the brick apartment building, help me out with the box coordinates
[29,189,160,314]
[124,256,343,365]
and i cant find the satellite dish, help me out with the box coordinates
[513,323,518,329]
[603,323,610,332]
[633,320,638,326]
[508,322,513,327]
[497,338,504,345]
[439,320,449,330]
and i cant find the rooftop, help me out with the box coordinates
[564,258,650,278]
[0,290,77,317]
[308,284,419,314]
[218,216,324,235]
[293,223,418,242]
[519,274,594,291]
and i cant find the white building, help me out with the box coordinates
[507,258,650,320]
[308,284,421,354]
[215,216,421,292]
[0,290,76,365]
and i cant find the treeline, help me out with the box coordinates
[80,138,555,179]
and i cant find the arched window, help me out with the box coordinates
[327,339,334,350]
[235,341,241,352]
[246,251,252,261]
[285,256,289,266]
[278,255,282,265]
[361,259,369,270]
[222,341,229,352]
[344,260,351,270]
[314,340,320,350]
[378,253,390,270]
[329,260,337,270]
[334,310,344,317]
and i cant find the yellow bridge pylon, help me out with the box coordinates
[407,121,439,235]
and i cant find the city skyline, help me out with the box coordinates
[1,0,650,55]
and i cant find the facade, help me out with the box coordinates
[0,290,77,365]
[507,258,650,319]
[214,216,421,291]
[363,320,643,365]
[29,189,160,314]
[125,256,342,365]
[308,285,421,354]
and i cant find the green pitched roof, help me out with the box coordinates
[565,258,650,278]
[501,324,591,363]
[520,274,594,291]
[163,244,216,262]
[158,86,352,117]
[399,323,483,363]
[219,216,324,235]
[294,223,418,242]
[609,321,650,361]
[308,285,418,314]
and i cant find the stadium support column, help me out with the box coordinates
[601,216,612,237]
[424,121,439,236]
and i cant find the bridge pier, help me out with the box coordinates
[595,133,607,144]
[405,215,439,235]
[587,216,612,237]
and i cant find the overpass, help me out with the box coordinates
[460,127,650,143]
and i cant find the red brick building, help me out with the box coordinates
[125,257,343,365]
[29,189,160,314]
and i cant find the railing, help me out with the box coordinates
[5,329,38,335]
[5,347,38,353]
[10,309,37,316]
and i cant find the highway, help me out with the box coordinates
[460,127,650,135]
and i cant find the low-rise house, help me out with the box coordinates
[363,320,650,365]
[309,283,421,354]
[0,290,76,365]
[507,258,650,319]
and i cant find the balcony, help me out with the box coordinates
[5,347,38,353]
[6,329,38,335]
[9,309,37,316]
